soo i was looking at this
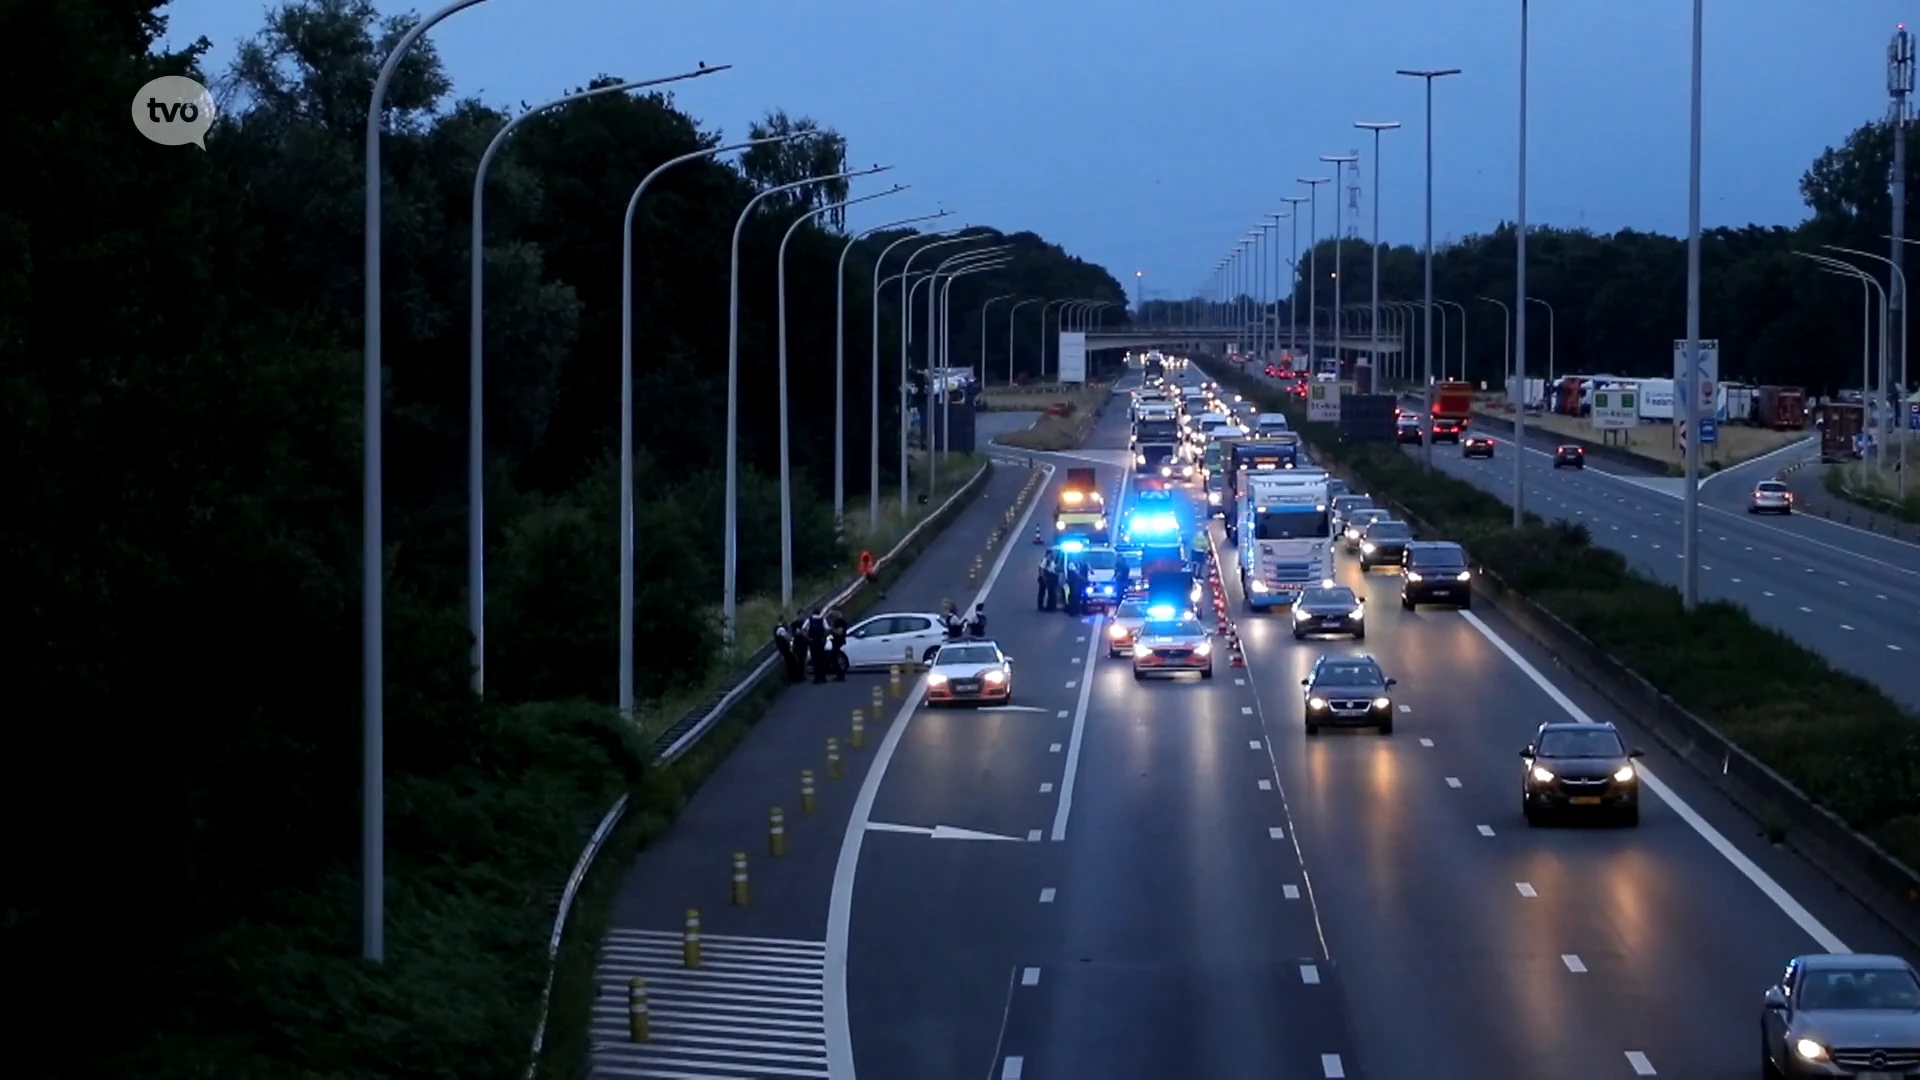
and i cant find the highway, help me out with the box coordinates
[838,369,1913,1080]
[1357,382,1920,709]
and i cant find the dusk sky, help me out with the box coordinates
[169,0,1904,300]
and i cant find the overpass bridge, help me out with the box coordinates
[1082,326,1403,358]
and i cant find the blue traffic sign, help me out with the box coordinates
[1698,417,1717,445]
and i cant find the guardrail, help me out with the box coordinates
[521,460,995,1078]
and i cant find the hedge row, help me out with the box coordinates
[1209,364,1920,874]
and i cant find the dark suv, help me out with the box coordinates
[1401,541,1472,609]
[1520,721,1643,826]
[1552,444,1585,469]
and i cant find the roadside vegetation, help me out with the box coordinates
[6,2,1128,1077]
[1824,459,1920,525]
[994,383,1115,450]
[1212,364,1920,878]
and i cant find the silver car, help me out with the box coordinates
[1762,953,1920,1077]
[1751,479,1794,514]
[1343,508,1390,552]
[1104,598,1153,658]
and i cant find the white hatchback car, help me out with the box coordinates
[841,612,953,669]
[1749,480,1793,514]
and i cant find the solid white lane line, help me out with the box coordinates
[1459,611,1849,953]
[1049,606,1105,841]
[1562,954,1587,973]
[825,463,1055,1080]
[1021,967,1040,986]
[1625,1050,1656,1075]
[1300,964,1320,984]
[1477,825,1495,837]
[1515,882,1537,898]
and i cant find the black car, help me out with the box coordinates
[1301,654,1396,735]
[1290,585,1366,640]
[1552,444,1586,468]
[1520,722,1643,826]
[1395,417,1424,444]
[1329,494,1374,537]
[1401,541,1472,609]
[1356,519,1413,570]
[1462,435,1495,458]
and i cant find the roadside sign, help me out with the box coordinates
[1698,417,1717,445]
[1672,338,1719,419]
[1591,388,1637,431]
[1307,380,1341,422]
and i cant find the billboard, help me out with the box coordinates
[1058,331,1088,383]
[1307,380,1341,422]
[1591,387,1638,431]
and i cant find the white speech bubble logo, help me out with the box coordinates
[132,75,215,150]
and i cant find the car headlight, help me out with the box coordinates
[1794,1039,1827,1063]
[1292,605,1309,620]
[1193,640,1212,656]
[1108,623,1127,638]
[1133,643,1152,658]
[1161,466,1172,477]
[1209,491,1222,504]
[1530,766,1554,783]
[984,669,1007,684]
[1360,542,1375,553]
[927,673,948,686]
[1405,571,1423,582]
[1250,580,1268,593]
[1136,453,1146,465]
[1182,465,1194,477]
[1612,764,1636,783]
[1308,697,1328,710]
[1350,607,1365,619]
[1372,697,1391,709]
[1456,571,1471,581]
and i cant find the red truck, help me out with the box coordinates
[1754,386,1806,430]
[1430,381,1474,443]
[1815,403,1864,462]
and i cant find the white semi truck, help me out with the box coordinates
[1236,470,1335,612]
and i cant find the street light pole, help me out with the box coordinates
[777,184,906,608]
[926,247,1014,487]
[1396,67,1460,472]
[471,65,724,699]
[1354,123,1399,390]
[1321,154,1359,373]
[900,233,992,511]
[618,132,803,717]
[1680,0,1700,599]
[1437,299,1467,381]
[836,211,951,528]
[724,164,893,648]
[1041,298,1071,376]
[1298,177,1330,370]
[1281,196,1308,359]
[1478,296,1513,406]
[1008,298,1042,384]
[870,231,961,528]
[980,294,1016,386]
[363,0,494,964]
[1525,296,1556,386]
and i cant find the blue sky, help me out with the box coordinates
[168,0,1905,298]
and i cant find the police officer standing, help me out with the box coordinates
[773,616,801,683]
[1064,556,1086,616]
[968,603,987,638]
[827,610,849,681]
[1037,551,1059,611]
[803,607,830,684]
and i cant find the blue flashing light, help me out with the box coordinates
[1059,538,1087,552]
[1146,604,1177,620]
[1128,512,1178,535]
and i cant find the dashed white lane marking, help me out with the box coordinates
[1002,1055,1026,1079]
[1798,605,1812,613]
[1476,825,1495,837]
[1070,656,1082,664]
[1025,829,1041,842]
[1056,710,1067,718]
[1049,742,1062,752]
[1731,576,1743,583]
[591,929,826,1078]
[1021,966,1040,986]
[1257,779,1273,791]
[1300,963,1321,984]
[1892,643,1907,651]
[1249,739,1264,750]
[1562,954,1587,973]
[1880,592,1890,600]
[1235,677,1246,685]
[1625,1050,1656,1075]
[1321,1053,1347,1078]
[1038,888,1055,903]
[1398,704,1412,712]
[1074,635,1085,642]
[1515,882,1538,898]
[1841,624,1856,631]
[1241,705,1254,714]
[1283,885,1301,899]
[1064,680,1076,688]
[1444,777,1462,789]
[1039,782,1054,793]
[1268,826,1286,839]
[1762,590,1775,597]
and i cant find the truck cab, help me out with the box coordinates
[1054,467,1109,543]
[1237,471,1335,610]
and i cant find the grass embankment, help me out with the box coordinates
[635,451,987,742]
[993,383,1113,451]
[540,452,1036,1077]
[1471,401,1805,471]
[1824,459,1920,525]
[1214,365,1920,874]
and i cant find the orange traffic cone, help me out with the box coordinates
[1032,527,1043,545]
[1230,631,1246,667]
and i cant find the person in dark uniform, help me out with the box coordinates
[967,603,987,638]
[1037,552,1059,611]
[803,608,830,684]
[1064,556,1086,616]
[1114,550,1131,598]
[773,616,802,683]
[826,609,849,681]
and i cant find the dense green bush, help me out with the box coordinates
[1213,365,1920,871]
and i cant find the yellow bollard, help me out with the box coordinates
[889,664,903,697]
[801,769,817,813]
[628,976,650,1042]
[769,806,787,857]
[871,685,884,715]
[682,909,702,968]
[731,852,750,906]
[827,737,843,779]
[903,643,917,670]
[851,709,866,749]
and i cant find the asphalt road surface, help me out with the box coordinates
[837,368,1910,1080]
[1354,381,1920,709]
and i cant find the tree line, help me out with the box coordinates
[0,0,1125,1070]
[1145,116,1907,396]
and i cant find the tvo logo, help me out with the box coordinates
[131,75,215,149]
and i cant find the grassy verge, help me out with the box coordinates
[1214,363,1920,874]
[993,383,1113,451]
[1472,402,1804,471]
[1824,459,1920,524]
[635,452,985,743]
[540,457,1043,1079]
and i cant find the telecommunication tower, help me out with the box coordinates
[1344,150,1363,237]
[1889,24,1912,418]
